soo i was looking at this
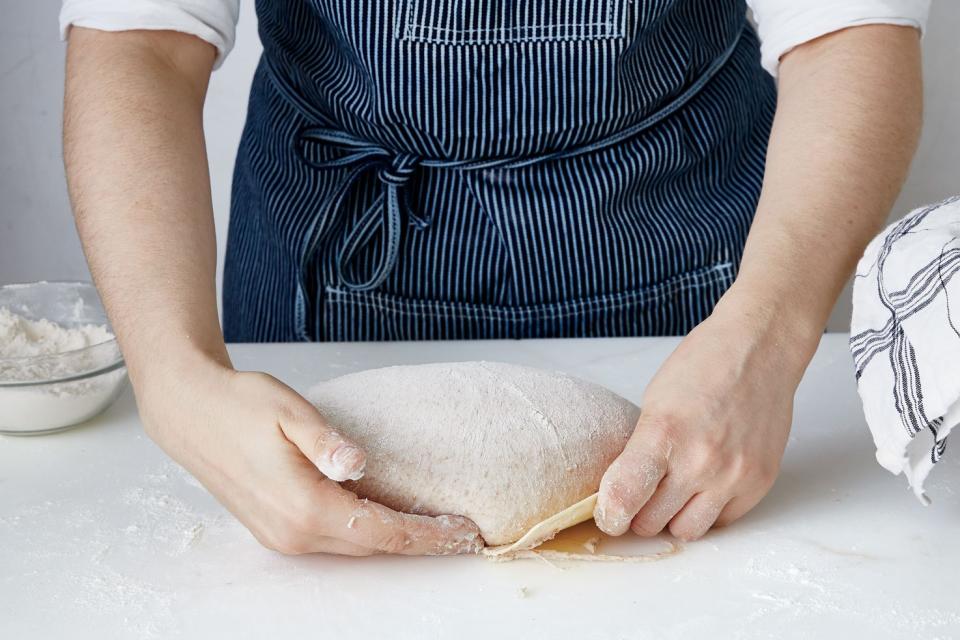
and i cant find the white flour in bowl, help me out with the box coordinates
[0,306,113,368]
[0,307,126,433]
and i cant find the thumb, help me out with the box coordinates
[594,416,668,535]
[277,395,367,482]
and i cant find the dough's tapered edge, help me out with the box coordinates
[485,542,683,564]
[482,493,599,556]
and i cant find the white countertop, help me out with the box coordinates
[1,335,958,639]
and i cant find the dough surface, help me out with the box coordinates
[306,362,640,546]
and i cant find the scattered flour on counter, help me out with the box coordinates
[0,460,251,638]
[738,545,960,635]
[0,307,126,431]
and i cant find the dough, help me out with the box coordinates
[306,362,640,546]
[483,493,599,556]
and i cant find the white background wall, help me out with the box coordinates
[0,1,957,332]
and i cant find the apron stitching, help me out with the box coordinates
[399,0,621,44]
[459,172,518,305]
[325,262,734,321]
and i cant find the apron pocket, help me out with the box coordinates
[321,262,735,341]
[396,0,625,46]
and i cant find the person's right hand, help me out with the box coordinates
[135,356,484,556]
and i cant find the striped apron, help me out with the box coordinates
[223,0,777,342]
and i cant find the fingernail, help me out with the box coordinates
[322,444,366,482]
[432,515,484,555]
[462,536,484,554]
[595,500,632,536]
[447,534,483,555]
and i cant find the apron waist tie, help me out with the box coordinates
[263,27,743,293]
[294,130,430,291]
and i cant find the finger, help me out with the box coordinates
[595,425,669,535]
[305,536,376,557]
[715,493,765,528]
[321,482,484,556]
[629,474,696,537]
[667,492,729,541]
[277,394,367,482]
[197,470,378,557]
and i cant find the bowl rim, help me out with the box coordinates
[0,279,126,387]
[0,358,127,388]
[0,279,99,293]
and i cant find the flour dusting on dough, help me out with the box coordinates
[306,362,641,547]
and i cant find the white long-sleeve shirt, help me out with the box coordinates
[59,0,930,75]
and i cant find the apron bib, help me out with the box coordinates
[223,0,776,341]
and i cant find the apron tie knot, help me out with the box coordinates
[378,153,417,187]
[294,127,431,291]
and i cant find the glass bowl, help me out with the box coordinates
[0,281,128,435]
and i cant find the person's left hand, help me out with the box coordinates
[593,291,818,541]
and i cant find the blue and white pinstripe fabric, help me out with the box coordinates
[223,0,776,342]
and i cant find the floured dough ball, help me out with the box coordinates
[306,362,640,546]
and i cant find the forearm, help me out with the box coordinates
[63,28,224,387]
[721,25,922,366]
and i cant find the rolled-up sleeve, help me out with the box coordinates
[748,0,931,77]
[59,0,240,69]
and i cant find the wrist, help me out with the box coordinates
[126,336,234,446]
[125,334,232,393]
[711,279,825,376]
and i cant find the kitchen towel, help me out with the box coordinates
[850,195,960,504]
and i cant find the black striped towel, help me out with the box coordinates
[850,195,960,504]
